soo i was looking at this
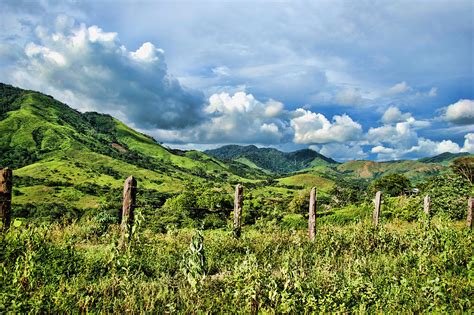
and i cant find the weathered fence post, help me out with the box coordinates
[308,187,317,240]
[0,168,12,231]
[467,197,473,229]
[120,175,137,243]
[423,195,430,215]
[233,184,243,238]
[373,191,382,227]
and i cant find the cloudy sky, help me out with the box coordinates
[1,0,473,161]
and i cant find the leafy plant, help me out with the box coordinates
[180,230,206,290]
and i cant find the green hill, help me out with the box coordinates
[335,159,446,182]
[0,83,260,215]
[205,144,338,173]
[419,152,471,165]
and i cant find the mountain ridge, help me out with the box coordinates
[205,144,338,174]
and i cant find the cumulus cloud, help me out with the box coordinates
[312,143,367,161]
[370,138,463,160]
[371,146,395,154]
[11,16,205,130]
[152,92,293,144]
[366,107,466,160]
[386,81,411,95]
[291,109,362,144]
[381,106,412,124]
[461,133,474,153]
[334,87,365,106]
[443,99,474,125]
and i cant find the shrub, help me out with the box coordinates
[369,173,411,197]
[422,173,471,219]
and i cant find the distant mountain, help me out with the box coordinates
[336,159,445,182]
[419,152,471,164]
[205,144,338,174]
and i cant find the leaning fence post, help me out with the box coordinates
[0,168,12,231]
[423,195,430,215]
[308,187,317,240]
[373,191,382,227]
[121,175,137,243]
[233,184,243,238]
[467,197,473,229]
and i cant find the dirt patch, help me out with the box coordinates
[111,143,128,153]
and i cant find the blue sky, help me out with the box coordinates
[1,0,473,161]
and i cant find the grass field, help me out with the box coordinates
[1,216,472,313]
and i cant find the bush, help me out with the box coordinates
[422,174,471,219]
[369,173,411,197]
[280,213,306,230]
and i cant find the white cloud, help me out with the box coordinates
[461,133,474,153]
[312,143,367,161]
[444,99,474,125]
[386,81,411,95]
[371,145,395,154]
[334,87,365,106]
[152,92,293,144]
[428,87,437,97]
[291,109,362,144]
[381,106,412,124]
[11,17,205,130]
[371,138,463,160]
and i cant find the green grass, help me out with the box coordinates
[277,173,334,191]
[1,217,472,313]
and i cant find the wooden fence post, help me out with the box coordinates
[233,184,243,238]
[423,195,430,215]
[0,168,12,231]
[373,191,382,227]
[467,197,473,229]
[308,187,317,240]
[121,175,137,242]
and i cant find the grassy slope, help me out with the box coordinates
[336,159,445,182]
[277,173,334,191]
[0,87,252,209]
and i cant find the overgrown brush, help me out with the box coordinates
[0,218,472,313]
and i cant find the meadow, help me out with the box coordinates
[1,214,472,313]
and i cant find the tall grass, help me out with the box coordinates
[0,217,472,313]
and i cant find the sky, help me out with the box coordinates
[0,0,473,161]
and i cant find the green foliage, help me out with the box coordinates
[0,147,38,169]
[369,173,412,197]
[156,184,232,231]
[180,230,206,290]
[0,220,472,313]
[288,189,310,214]
[450,156,474,184]
[422,174,471,219]
[280,213,306,230]
[329,178,368,207]
[205,144,337,173]
[382,196,422,221]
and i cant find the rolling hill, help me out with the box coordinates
[205,144,338,173]
[0,83,261,214]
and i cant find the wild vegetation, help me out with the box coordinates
[1,83,473,312]
[1,216,472,313]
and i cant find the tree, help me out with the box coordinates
[450,156,474,184]
[369,173,411,197]
[329,178,368,207]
